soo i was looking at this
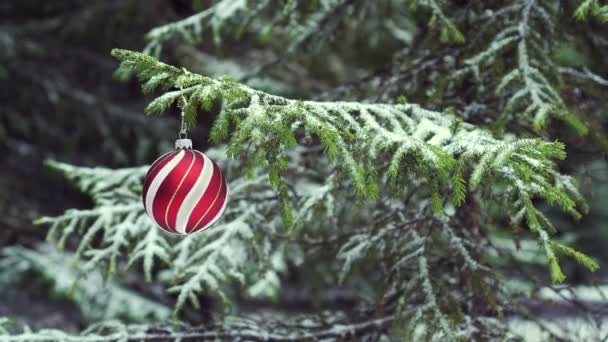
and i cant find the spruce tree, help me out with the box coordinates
[2,1,607,341]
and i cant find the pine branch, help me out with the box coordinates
[35,147,311,312]
[0,245,170,323]
[559,66,608,87]
[143,0,363,58]
[144,0,247,54]
[457,0,588,134]
[414,230,454,340]
[409,0,465,44]
[34,161,172,278]
[169,208,258,313]
[0,313,398,342]
[575,0,608,22]
[110,48,595,282]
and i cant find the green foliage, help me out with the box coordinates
[142,0,464,66]
[552,242,600,272]
[35,161,172,278]
[337,212,493,340]
[28,38,599,338]
[456,0,588,134]
[143,0,365,57]
[110,48,596,285]
[575,0,608,21]
[409,0,465,44]
[451,161,466,206]
[0,245,170,323]
[168,207,269,313]
[35,147,308,314]
[0,313,399,342]
[8,0,606,339]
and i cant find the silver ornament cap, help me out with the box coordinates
[175,138,192,149]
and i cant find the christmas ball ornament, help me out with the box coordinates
[143,138,228,235]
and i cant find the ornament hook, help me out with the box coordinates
[178,89,188,140]
[179,110,188,139]
[175,88,192,149]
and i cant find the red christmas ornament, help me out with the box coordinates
[143,138,228,235]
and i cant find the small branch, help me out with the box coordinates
[559,66,608,87]
[2,314,399,342]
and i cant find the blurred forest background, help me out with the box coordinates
[1,0,201,329]
[1,0,608,341]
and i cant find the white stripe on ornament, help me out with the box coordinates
[145,149,185,221]
[143,152,173,193]
[200,178,229,231]
[164,150,196,229]
[175,151,214,235]
[147,151,173,177]
[192,171,225,230]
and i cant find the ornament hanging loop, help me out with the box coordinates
[179,110,188,139]
[176,90,192,150]
[178,90,188,140]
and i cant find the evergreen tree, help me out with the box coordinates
[2,1,608,341]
